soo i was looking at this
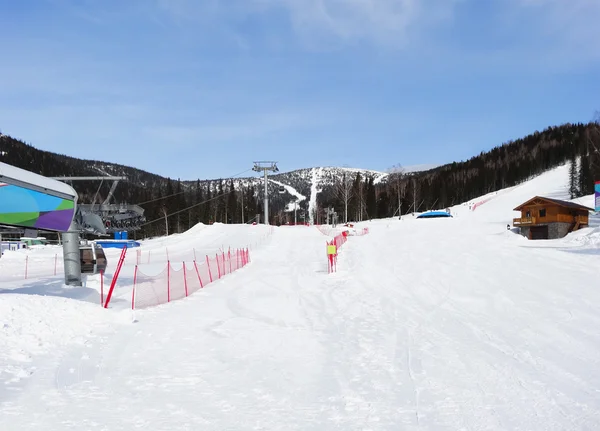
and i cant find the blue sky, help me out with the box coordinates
[1,0,599,180]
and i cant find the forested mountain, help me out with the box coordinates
[318,121,600,222]
[1,120,599,237]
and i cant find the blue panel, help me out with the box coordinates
[417,211,452,219]
[0,185,40,213]
[0,184,66,212]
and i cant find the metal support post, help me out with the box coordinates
[264,170,268,226]
[252,161,279,226]
[62,220,82,286]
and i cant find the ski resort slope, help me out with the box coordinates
[1,163,600,430]
[2,218,600,429]
[455,163,595,223]
[268,178,306,211]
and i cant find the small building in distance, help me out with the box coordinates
[513,196,593,240]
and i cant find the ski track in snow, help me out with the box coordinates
[308,168,321,225]
[1,164,600,430]
[268,178,306,212]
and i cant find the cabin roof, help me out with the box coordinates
[513,196,594,212]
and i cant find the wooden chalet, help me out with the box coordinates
[513,196,593,240]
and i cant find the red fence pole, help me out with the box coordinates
[167,261,171,302]
[183,262,189,297]
[222,251,226,275]
[100,269,104,306]
[194,260,204,288]
[206,256,213,283]
[104,246,128,308]
[228,249,232,274]
[131,265,138,310]
[216,254,222,279]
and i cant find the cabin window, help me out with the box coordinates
[539,208,546,217]
[526,211,531,218]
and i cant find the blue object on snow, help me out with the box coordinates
[95,239,141,249]
[416,211,453,219]
[114,231,128,240]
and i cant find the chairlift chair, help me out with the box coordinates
[79,242,108,275]
[278,186,285,193]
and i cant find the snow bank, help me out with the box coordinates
[0,291,121,388]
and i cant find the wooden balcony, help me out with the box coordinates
[513,217,535,225]
[513,214,588,226]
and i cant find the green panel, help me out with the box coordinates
[0,212,40,226]
[56,199,75,211]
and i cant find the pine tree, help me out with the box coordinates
[165,178,175,234]
[569,153,579,199]
[204,184,212,224]
[376,190,390,218]
[216,180,225,222]
[195,180,204,226]
[579,152,593,195]
[227,180,237,224]
[366,177,376,219]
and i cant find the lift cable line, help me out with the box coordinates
[136,168,254,206]
[140,189,231,228]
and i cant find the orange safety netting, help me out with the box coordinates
[132,248,250,310]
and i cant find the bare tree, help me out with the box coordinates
[391,166,407,216]
[335,172,353,223]
[161,206,169,237]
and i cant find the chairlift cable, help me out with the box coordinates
[136,168,253,206]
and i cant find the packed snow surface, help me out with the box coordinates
[1,164,599,430]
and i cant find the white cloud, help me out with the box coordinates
[510,0,600,64]
[145,109,330,145]
[155,0,461,49]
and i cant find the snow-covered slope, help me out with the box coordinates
[1,164,599,429]
[451,163,595,224]
[268,178,306,212]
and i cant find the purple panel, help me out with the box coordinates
[34,209,75,231]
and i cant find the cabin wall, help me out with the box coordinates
[548,206,561,217]
[520,204,588,223]
[520,222,572,240]
[577,210,590,224]
[549,222,572,239]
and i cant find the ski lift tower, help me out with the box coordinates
[252,161,279,225]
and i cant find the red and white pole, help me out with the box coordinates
[206,256,213,283]
[183,262,189,297]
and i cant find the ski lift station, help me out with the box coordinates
[0,161,113,285]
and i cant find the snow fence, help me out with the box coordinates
[327,227,369,273]
[0,252,62,281]
[132,248,250,310]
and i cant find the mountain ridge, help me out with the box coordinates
[1,121,598,236]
